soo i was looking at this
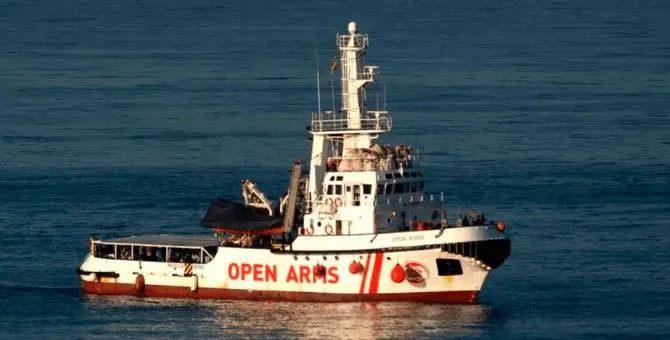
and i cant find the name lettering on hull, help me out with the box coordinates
[168,263,204,270]
[391,235,424,243]
[228,263,339,284]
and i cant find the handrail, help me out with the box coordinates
[311,115,392,133]
[337,34,368,49]
[306,192,440,210]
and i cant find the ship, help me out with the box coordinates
[77,21,511,304]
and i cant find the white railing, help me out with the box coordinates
[311,111,392,133]
[358,72,374,81]
[305,192,445,213]
[337,34,368,49]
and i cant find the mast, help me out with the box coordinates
[314,41,322,118]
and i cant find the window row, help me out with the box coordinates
[376,181,425,195]
[384,171,423,179]
[325,184,373,195]
[93,244,218,264]
[324,180,425,197]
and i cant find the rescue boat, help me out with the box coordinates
[78,21,511,304]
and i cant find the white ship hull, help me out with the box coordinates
[79,227,509,304]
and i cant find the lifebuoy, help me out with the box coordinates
[325,198,333,206]
[325,224,334,235]
[334,198,343,207]
[305,225,314,235]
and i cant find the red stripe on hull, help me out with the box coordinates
[367,251,384,294]
[81,281,480,304]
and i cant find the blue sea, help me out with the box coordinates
[1,0,669,339]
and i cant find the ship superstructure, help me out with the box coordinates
[303,22,432,237]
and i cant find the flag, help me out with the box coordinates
[329,56,337,75]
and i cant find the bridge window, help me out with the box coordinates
[377,183,384,195]
[327,185,333,195]
[385,174,393,179]
[335,185,343,195]
[410,181,417,192]
[403,172,410,178]
[336,176,343,181]
[394,183,403,193]
[436,259,463,276]
[363,184,372,195]
[410,172,418,177]
[384,183,392,195]
[393,173,401,179]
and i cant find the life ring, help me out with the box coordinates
[325,198,333,207]
[305,225,314,235]
[334,198,343,207]
[325,224,334,235]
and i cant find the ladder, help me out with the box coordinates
[282,160,302,233]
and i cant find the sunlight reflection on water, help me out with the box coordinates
[84,296,495,339]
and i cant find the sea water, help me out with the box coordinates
[1,0,669,339]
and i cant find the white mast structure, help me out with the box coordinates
[308,22,390,201]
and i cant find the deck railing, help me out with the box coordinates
[337,34,368,49]
[305,192,445,213]
[311,111,392,133]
